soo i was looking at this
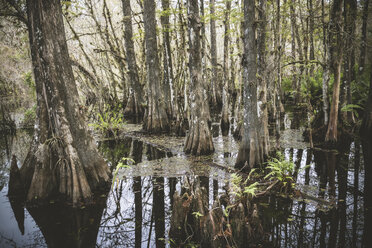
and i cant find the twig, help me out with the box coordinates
[255,180,279,197]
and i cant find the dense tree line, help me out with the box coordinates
[0,0,371,205]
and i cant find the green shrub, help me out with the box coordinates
[89,111,125,135]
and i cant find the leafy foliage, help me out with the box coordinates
[264,152,294,182]
[341,104,363,118]
[244,182,258,197]
[89,111,125,134]
[264,152,295,192]
[229,173,258,199]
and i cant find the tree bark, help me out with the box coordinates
[184,0,214,156]
[322,0,330,126]
[221,0,231,136]
[274,0,282,148]
[290,0,298,103]
[143,0,170,133]
[325,0,344,142]
[161,0,173,119]
[360,39,372,142]
[308,0,315,73]
[258,0,270,157]
[210,0,220,108]
[235,0,265,169]
[343,0,357,123]
[18,0,110,206]
[122,0,144,122]
[359,0,370,73]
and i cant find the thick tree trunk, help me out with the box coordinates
[221,0,231,136]
[143,0,170,133]
[122,0,144,122]
[235,0,265,169]
[184,0,214,156]
[325,0,344,142]
[18,0,110,207]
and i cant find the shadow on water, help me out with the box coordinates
[0,127,369,247]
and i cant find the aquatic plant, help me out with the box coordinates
[89,112,125,136]
[112,157,134,186]
[264,152,295,192]
[229,173,258,199]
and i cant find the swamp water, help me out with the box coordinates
[0,125,367,247]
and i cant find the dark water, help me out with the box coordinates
[0,126,367,247]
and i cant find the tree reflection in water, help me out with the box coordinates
[2,133,368,247]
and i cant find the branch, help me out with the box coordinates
[70,58,98,88]
[282,60,324,68]
[1,0,27,25]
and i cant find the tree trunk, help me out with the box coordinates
[360,42,372,142]
[274,0,282,148]
[343,0,357,123]
[184,0,214,156]
[308,0,315,74]
[322,0,330,125]
[18,0,110,207]
[122,0,144,122]
[258,0,270,157]
[210,0,220,108]
[143,0,170,133]
[173,0,189,136]
[325,0,344,142]
[201,0,206,87]
[359,0,369,74]
[161,0,173,119]
[235,0,265,169]
[290,0,298,103]
[221,0,231,136]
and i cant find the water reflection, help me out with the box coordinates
[0,129,368,247]
[27,197,107,248]
[362,139,371,247]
